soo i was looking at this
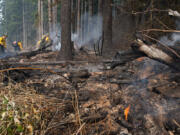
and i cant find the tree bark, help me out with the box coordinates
[132,40,180,70]
[111,39,180,71]
[59,0,73,60]
[41,0,44,36]
[48,0,53,34]
[102,0,112,54]
[38,0,43,40]
[88,0,93,36]
[52,0,57,33]
[98,0,103,16]
[77,0,81,39]
[80,0,85,43]
[22,0,27,48]
[71,0,76,34]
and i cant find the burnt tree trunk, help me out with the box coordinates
[98,0,103,17]
[80,0,85,43]
[102,0,112,55]
[77,0,81,40]
[71,0,76,34]
[88,0,93,36]
[59,0,73,60]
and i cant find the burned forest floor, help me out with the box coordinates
[0,50,180,135]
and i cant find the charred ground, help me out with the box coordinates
[0,49,179,135]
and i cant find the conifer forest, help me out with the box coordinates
[0,0,180,135]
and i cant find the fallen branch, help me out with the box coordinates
[139,29,180,33]
[0,67,57,74]
[168,9,180,17]
[111,39,180,70]
[173,119,180,128]
[132,39,180,70]
[75,123,86,135]
[142,34,180,58]
[3,42,53,60]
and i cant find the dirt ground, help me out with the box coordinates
[0,50,180,135]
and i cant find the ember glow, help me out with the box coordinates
[136,57,145,62]
[124,105,130,121]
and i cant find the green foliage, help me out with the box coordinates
[0,95,42,135]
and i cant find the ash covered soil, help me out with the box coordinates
[0,50,180,135]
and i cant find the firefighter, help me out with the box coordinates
[17,41,23,51]
[36,34,52,50]
[12,41,23,52]
[0,35,7,54]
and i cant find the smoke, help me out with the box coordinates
[128,58,178,117]
[159,19,180,46]
[72,13,103,49]
[50,24,61,51]
[0,51,16,59]
[50,13,102,51]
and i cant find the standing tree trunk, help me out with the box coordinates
[88,0,93,36]
[74,0,78,33]
[80,0,86,43]
[52,0,57,33]
[77,0,81,40]
[84,0,88,39]
[98,0,103,16]
[38,0,41,40]
[71,0,76,34]
[41,0,44,36]
[60,0,72,60]
[48,0,53,34]
[38,0,43,40]
[102,0,112,55]
[22,0,27,48]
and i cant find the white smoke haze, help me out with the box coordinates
[50,24,61,51]
[159,19,180,46]
[50,13,102,51]
[72,13,103,49]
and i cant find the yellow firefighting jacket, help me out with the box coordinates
[36,35,51,49]
[17,41,23,51]
[0,37,7,48]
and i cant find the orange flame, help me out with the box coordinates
[136,57,145,62]
[124,105,130,121]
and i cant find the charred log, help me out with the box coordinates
[111,39,180,71]
[2,41,53,60]
[132,39,180,71]
[110,50,144,69]
[18,41,53,58]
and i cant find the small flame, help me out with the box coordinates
[124,105,130,121]
[136,57,145,62]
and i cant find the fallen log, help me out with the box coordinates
[132,39,180,70]
[110,50,144,69]
[2,42,53,60]
[111,39,180,71]
[18,42,53,58]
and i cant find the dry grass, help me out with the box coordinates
[0,72,90,135]
[0,80,65,135]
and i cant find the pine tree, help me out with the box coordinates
[60,0,73,60]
